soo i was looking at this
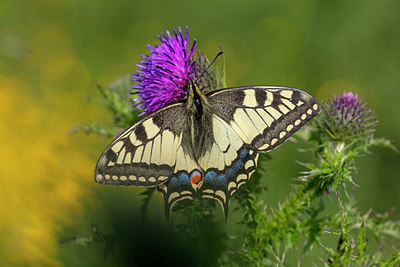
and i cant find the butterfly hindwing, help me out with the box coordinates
[197,115,259,218]
[208,86,321,152]
[95,102,187,187]
[201,147,258,219]
[157,114,259,220]
[157,139,201,219]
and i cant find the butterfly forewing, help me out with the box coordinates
[95,102,187,187]
[208,86,321,152]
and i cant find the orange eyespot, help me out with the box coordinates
[190,171,202,184]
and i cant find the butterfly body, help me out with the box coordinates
[183,81,214,162]
[95,83,321,219]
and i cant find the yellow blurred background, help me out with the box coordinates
[0,29,94,265]
[1,0,399,265]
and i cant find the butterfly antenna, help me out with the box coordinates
[195,51,224,83]
[169,76,186,96]
[156,65,190,97]
[156,65,190,83]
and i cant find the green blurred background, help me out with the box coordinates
[1,0,399,265]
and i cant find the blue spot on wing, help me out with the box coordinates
[217,174,227,185]
[169,176,179,187]
[239,147,248,159]
[233,160,244,172]
[226,168,234,178]
[178,173,190,185]
[203,147,250,186]
[204,171,217,183]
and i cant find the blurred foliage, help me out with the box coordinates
[1,0,400,266]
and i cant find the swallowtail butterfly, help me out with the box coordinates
[95,81,321,219]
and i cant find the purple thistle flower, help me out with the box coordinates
[131,26,197,116]
[317,91,377,141]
